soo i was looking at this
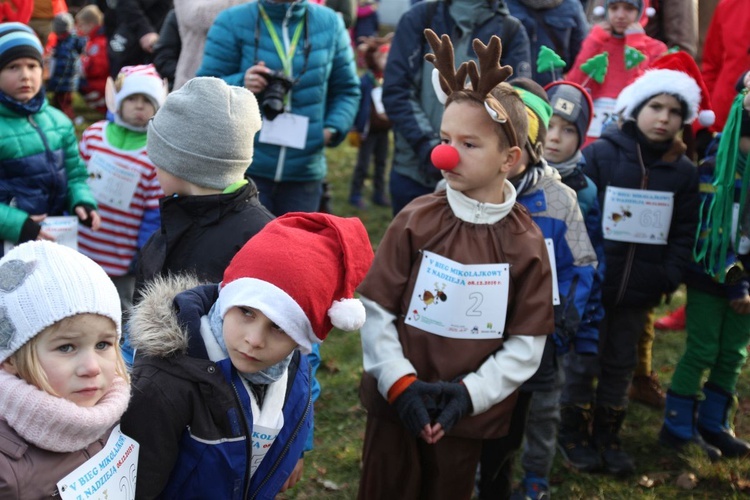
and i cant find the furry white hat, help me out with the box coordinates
[0,241,121,364]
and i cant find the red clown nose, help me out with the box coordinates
[431,144,459,171]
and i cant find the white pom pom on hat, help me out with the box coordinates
[329,299,366,331]
[593,5,605,17]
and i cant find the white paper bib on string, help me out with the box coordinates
[588,97,617,139]
[404,251,509,339]
[87,154,140,211]
[57,425,139,500]
[259,113,309,149]
[4,215,78,255]
[602,186,673,244]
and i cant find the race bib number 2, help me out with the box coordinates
[405,251,509,339]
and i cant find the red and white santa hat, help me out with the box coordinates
[218,213,374,354]
[615,50,715,127]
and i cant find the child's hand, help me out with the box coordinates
[625,22,645,35]
[279,458,304,492]
[391,380,442,440]
[730,296,750,315]
[30,214,55,241]
[430,381,472,443]
[597,21,612,34]
[75,205,101,230]
[139,32,159,53]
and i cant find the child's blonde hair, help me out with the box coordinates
[76,5,104,26]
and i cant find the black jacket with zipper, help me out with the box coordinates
[582,122,699,307]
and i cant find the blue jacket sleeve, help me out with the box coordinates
[137,207,161,250]
[574,196,605,355]
[303,343,321,452]
[323,16,361,146]
[354,73,374,134]
[499,16,531,79]
[382,4,441,164]
[197,9,247,87]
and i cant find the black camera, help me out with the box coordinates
[260,70,295,120]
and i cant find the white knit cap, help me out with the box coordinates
[114,64,167,113]
[0,241,121,364]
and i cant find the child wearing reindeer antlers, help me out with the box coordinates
[356,30,554,500]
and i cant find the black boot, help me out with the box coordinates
[592,406,635,476]
[659,390,722,461]
[697,383,750,458]
[557,405,602,472]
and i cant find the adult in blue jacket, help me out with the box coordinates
[198,0,360,215]
[383,0,531,215]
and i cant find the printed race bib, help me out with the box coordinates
[250,424,280,478]
[602,186,673,244]
[404,251,509,339]
[4,216,78,254]
[57,425,139,500]
[87,154,140,211]
[588,98,617,139]
[545,239,560,305]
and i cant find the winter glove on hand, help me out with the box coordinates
[75,203,96,228]
[434,381,472,433]
[392,380,442,437]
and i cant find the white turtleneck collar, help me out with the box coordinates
[445,181,517,225]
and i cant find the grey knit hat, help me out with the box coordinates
[545,81,593,150]
[147,77,262,190]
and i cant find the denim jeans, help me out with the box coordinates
[253,177,323,216]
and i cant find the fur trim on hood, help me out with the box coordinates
[129,274,204,358]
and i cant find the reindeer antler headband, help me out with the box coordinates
[424,29,519,148]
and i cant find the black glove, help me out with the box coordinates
[18,217,41,243]
[75,203,96,228]
[434,381,472,434]
[553,298,580,352]
[392,380,442,437]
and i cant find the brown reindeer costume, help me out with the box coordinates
[356,29,553,500]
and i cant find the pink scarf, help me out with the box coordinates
[0,371,130,452]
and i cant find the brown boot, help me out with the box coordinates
[629,371,666,408]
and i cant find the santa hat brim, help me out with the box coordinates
[618,69,701,124]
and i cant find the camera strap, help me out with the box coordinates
[258,3,307,78]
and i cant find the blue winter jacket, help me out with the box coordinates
[121,280,312,499]
[198,0,360,183]
[556,155,605,356]
[516,163,599,355]
[506,0,588,86]
[383,0,531,189]
[47,33,86,93]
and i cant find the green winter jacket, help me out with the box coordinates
[0,100,96,244]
